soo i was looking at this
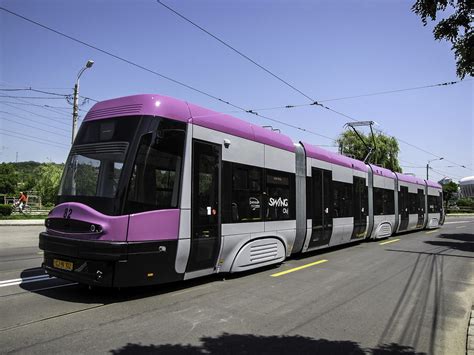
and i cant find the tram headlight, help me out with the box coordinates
[90,224,103,233]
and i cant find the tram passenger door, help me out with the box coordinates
[308,168,333,248]
[187,140,221,272]
[351,176,368,239]
[399,186,409,231]
[416,188,425,228]
[439,191,446,225]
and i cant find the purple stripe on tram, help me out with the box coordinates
[47,203,180,242]
[48,202,129,241]
[127,209,180,242]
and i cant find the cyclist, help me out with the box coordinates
[16,191,28,212]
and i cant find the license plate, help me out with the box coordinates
[53,259,73,271]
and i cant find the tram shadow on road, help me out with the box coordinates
[17,264,281,304]
[424,233,474,254]
[110,333,424,355]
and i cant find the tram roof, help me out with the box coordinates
[425,179,442,188]
[395,172,427,186]
[86,94,443,184]
[302,142,369,172]
[85,94,295,153]
[369,164,396,179]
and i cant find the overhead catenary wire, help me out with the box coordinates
[1,103,70,126]
[0,87,68,96]
[319,80,469,102]
[0,128,69,147]
[233,80,468,112]
[0,87,99,103]
[0,101,78,111]
[2,6,470,171]
[0,131,68,150]
[0,95,66,100]
[430,168,462,180]
[156,0,470,107]
[396,136,469,170]
[0,111,70,133]
[154,3,471,171]
[6,95,82,117]
[0,82,71,90]
[246,110,336,141]
[157,0,315,102]
[0,7,243,111]
[0,6,336,143]
[0,117,70,139]
[400,159,465,180]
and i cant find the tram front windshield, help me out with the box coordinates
[58,116,140,214]
[58,116,186,216]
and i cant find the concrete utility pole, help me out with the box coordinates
[72,60,94,144]
[426,157,443,180]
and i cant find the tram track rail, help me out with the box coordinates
[0,303,105,332]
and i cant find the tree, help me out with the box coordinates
[441,181,459,205]
[0,163,19,194]
[336,130,402,172]
[412,0,473,78]
[457,197,474,208]
[34,164,64,205]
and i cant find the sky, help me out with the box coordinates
[0,0,472,182]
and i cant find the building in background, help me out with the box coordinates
[459,176,474,198]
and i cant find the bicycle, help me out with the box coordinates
[11,199,32,215]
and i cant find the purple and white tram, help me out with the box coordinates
[39,94,444,287]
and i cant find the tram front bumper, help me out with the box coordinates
[39,232,182,287]
[40,232,125,287]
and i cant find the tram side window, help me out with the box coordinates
[332,181,353,218]
[374,188,395,215]
[266,170,295,221]
[428,194,442,213]
[125,124,185,213]
[428,195,436,213]
[409,193,418,214]
[230,164,263,223]
[222,162,295,223]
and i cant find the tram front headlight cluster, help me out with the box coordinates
[90,224,103,233]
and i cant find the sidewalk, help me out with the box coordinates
[0,219,45,226]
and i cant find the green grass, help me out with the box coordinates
[0,214,48,220]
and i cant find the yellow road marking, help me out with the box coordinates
[271,259,328,277]
[379,238,400,245]
[425,230,437,234]
[456,226,466,229]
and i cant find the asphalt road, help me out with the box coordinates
[0,217,473,354]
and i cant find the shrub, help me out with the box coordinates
[0,204,12,216]
[457,198,474,208]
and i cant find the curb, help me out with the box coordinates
[0,220,45,226]
[468,307,474,355]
